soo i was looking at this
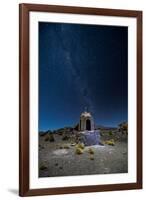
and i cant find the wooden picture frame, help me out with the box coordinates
[19,3,142,197]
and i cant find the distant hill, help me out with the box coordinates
[95,125,117,130]
[39,123,122,134]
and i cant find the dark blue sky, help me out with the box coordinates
[39,22,128,131]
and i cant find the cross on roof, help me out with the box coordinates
[84,106,88,112]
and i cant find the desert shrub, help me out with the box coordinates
[89,155,94,160]
[100,132,103,136]
[49,134,55,142]
[63,144,70,149]
[45,134,55,142]
[109,131,113,136]
[40,165,47,170]
[105,139,115,146]
[88,148,94,154]
[75,147,84,155]
[118,122,128,134]
[40,132,47,137]
[62,135,70,141]
[45,136,49,141]
[123,124,128,131]
[76,143,85,150]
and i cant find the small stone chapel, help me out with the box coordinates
[79,108,94,131]
[78,108,100,146]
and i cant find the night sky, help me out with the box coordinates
[39,22,128,131]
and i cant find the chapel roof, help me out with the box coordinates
[80,111,91,118]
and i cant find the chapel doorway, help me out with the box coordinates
[86,119,91,131]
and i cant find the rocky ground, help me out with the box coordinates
[39,129,128,177]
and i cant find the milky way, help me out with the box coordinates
[58,24,95,113]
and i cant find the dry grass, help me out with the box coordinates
[88,148,94,154]
[105,139,115,146]
[89,155,94,160]
[75,147,84,155]
[63,144,70,149]
[40,164,47,170]
[45,134,55,142]
[76,143,85,149]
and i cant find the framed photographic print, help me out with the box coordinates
[19,3,142,196]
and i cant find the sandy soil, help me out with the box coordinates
[39,131,128,177]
